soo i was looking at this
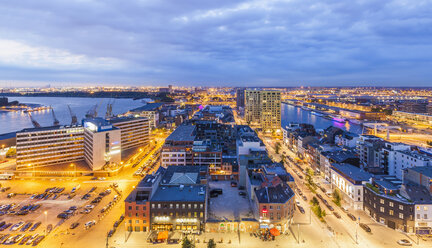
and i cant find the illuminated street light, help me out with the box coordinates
[70,163,76,177]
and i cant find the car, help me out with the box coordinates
[30,222,41,232]
[298,206,305,214]
[333,212,341,219]
[112,183,118,188]
[397,239,412,246]
[7,193,16,198]
[230,181,238,187]
[69,206,78,211]
[113,221,120,228]
[10,221,25,231]
[239,191,246,196]
[89,187,97,192]
[57,213,70,219]
[295,200,301,206]
[70,222,80,229]
[0,223,11,231]
[302,195,307,201]
[210,192,219,198]
[20,222,32,232]
[85,220,96,229]
[19,235,31,245]
[98,177,106,181]
[360,223,371,233]
[32,235,45,246]
[26,234,38,245]
[210,188,223,195]
[347,213,356,221]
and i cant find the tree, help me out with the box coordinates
[332,189,342,207]
[207,238,216,248]
[182,237,195,248]
[310,197,319,206]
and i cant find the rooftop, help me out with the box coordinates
[255,183,294,204]
[407,166,432,178]
[165,125,196,142]
[18,124,83,133]
[331,163,371,184]
[151,185,206,202]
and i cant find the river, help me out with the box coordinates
[0,98,362,134]
[281,103,362,134]
[0,97,144,134]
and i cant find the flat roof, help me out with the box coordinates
[165,125,196,142]
[331,163,371,183]
[151,185,206,202]
[408,166,432,178]
[18,125,83,133]
[0,132,16,140]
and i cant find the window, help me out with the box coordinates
[389,210,394,216]
[158,204,161,209]
[176,204,179,209]
[424,214,428,219]
[399,213,404,219]
[389,202,394,207]
[417,214,420,219]
[128,206,132,210]
[136,206,139,210]
[170,204,173,209]
[270,206,273,210]
[135,220,139,224]
[200,204,203,209]
[399,205,404,210]
[380,199,384,204]
[380,207,384,213]
[194,204,197,209]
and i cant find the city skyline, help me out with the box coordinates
[1,0,432,87]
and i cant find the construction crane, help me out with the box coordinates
[362,122,402,140]
[105,99,115,119]
[85,104,98,119]
[51,107,60,126]
[27,112,41,128]
[68,105,78,125]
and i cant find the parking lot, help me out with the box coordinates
[0,178,124,246]
[207,181,253,220]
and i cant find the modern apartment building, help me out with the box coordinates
[110,116,150,151]
[245,90,281,132]
[83,118,121,171]
[16,125,84,168]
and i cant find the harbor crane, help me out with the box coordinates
[51,107,60,126]
[67,105,78,125]
[27,112,41,128]
[105,99,115,119]
[362,122,402,140]
[85,104,98,119]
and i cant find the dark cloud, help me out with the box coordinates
[0,0,431,87]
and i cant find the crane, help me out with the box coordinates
[27,112,41,128]
[68,105,78,125]
[85,104,98,119]
[105,99,115,119]
[51,107,60,126]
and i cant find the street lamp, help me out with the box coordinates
[70,163,76,177]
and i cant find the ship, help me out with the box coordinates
[311,111,325,117]
[330,115,346,123]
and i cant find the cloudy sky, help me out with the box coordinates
[0,0,431,87]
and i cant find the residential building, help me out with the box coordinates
[392,150,432,179]
[245,90,281,131]
[330,163,372,209]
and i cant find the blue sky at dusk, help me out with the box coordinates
[0,0,431,87]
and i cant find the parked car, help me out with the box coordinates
[347,213,356,221]
[107,229,115,237]
[30,222,41,232]
[360,223,371,233]
[10,221,24,231]
[333,212,341,219]
[85,220,96,229]
[70,222,80,229]
[298,206,305,214]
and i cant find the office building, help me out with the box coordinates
[83,118,121,171]
[16,125,84,169]
[245,90,281,132]
[110,116,150,151]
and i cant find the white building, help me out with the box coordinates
[16,125,84,168]
[381,142,411,178]
[83,118,121,171]
[110,116,150,151]
[415,204,432,235]
[330,163,372,210]
[392,150,432,180]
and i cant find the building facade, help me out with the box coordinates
[245,90,281,131]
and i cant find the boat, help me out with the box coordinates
[311,111,325,117]
[330,115,346,123]
[301,106,310,111]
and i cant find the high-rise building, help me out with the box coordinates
[110,117,150,151]
[83,118,121,171]
[245,90,281,131]
[236,88,245,109]
[16,125,85,169]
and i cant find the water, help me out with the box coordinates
[0,97,144,134]
[281,103,362,134]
